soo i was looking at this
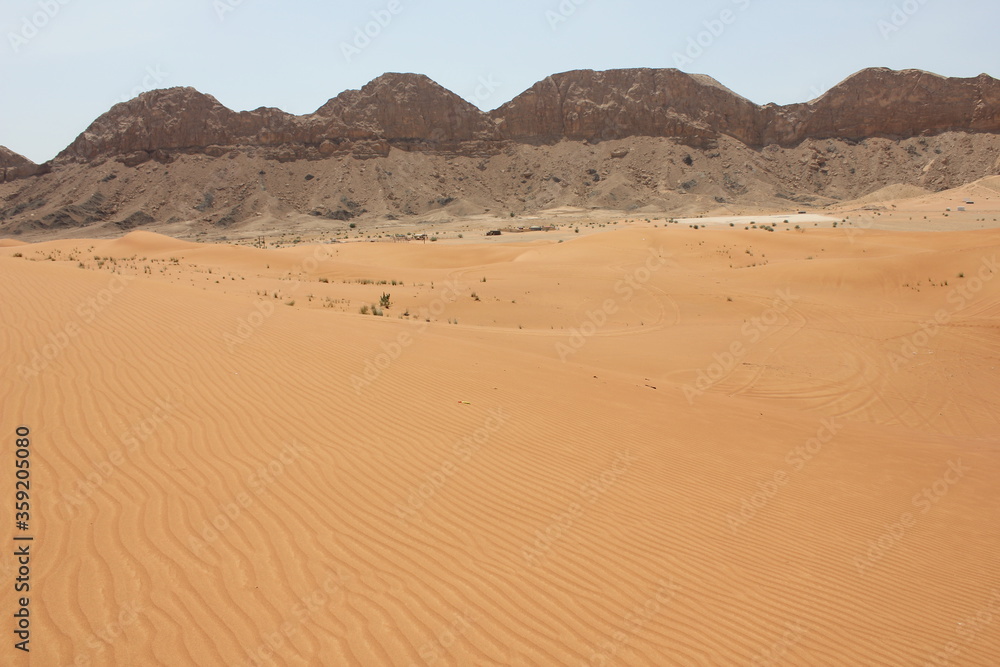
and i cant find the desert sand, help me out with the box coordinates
[1,187,999,666]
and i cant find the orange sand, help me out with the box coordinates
[1,219,998,665]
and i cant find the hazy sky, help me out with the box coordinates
[1,0,997,163]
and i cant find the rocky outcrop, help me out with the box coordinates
[57,73,500,166]
[492,67,1000,147]
[59,87,263,162]
[314,73,499,144]
[5,67,995,180]
[0,146,41,183]
[490,68,762,147]
[762,68,1000,145]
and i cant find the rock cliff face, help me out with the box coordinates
[493,67,1000,147]
[0,146,40,183]
[58,73,499,165]
[762,68,1000,145]
[313,73,498,144]
[490,68,762,146]
[51,67,1000,169]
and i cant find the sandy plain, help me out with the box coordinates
[1,181,999,666]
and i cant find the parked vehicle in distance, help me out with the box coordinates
[486,230,502,236]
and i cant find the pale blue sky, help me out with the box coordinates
[1,0,996,163]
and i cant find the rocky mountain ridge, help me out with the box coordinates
[2,67,998,237]
[0,146,43,184]
[45,67,1000,168]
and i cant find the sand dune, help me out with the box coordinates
[837,183,932,207]
[2,219,999,665]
